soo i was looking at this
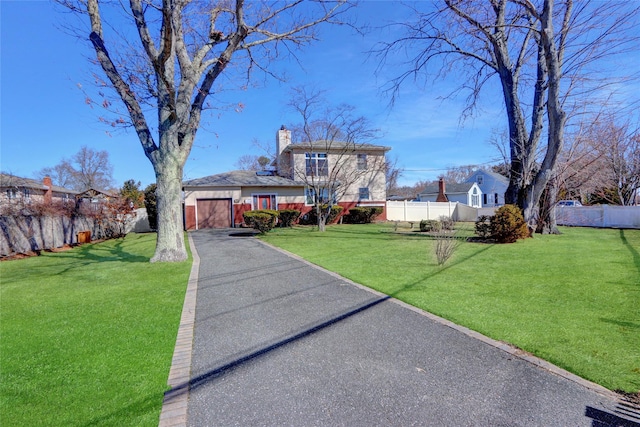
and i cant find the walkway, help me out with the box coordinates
[160,228,633,426]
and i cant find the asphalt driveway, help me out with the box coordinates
[168,229,633,426]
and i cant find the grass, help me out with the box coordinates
[0,233,192,427]
[261,223,640,393]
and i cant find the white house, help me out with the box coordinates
[465,169,508,207]
[417,178,483,208]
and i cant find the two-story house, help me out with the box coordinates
[182,127,390,229]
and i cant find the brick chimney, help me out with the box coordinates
[276,125,292,177]
[43,176,53,204]
[436,178,448,202]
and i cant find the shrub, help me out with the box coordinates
[143,183,157,231]
[434,233,459,265]
[343,207,384,224]
[439,215,455,231]
[278,209,301,227]
[243,210,279,233]
[420,219,442,232]
[490,204,529,243]
[474,215,492,239]
[300,205,344,225]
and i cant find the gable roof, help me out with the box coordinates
[419,182,477,195]
[183,170,304,188]
[0,173,78,194]
[466,169,509,184]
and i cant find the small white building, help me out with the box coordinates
[465,169,508,207]
[417,178,483,208]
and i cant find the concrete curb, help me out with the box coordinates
[255,237,619,402]
[158,234,200,427]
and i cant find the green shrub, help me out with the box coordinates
[278,209,301,227]
[474,215,492,238]
[243,210,279,233]
[143,183,157,230]
[343,207,384,224]
[420,219,442,232]
[439,215,455,231]
[300,205,344,225]
[490,204,529,243]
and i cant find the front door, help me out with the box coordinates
[254,194,276,210]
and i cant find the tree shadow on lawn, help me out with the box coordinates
[619,229,640,277]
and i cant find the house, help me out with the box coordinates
[417,178,483,207]
[465,169,508,207]
[183,127,390,229]
[76,188,118,212]
[0,173,78,206]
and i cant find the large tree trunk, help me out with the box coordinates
[150,154,187,263]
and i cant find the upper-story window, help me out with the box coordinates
[305,152,328,176]
[357,154,367,170]
[6,189,17,199]
[358,187,370,200]
[23,189,31,200]
[477,175,484,185]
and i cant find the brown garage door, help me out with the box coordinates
[197,199,232,229]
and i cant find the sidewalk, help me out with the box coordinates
[161,228,629,426]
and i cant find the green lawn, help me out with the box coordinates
[0,234,191,427]
[261,223,640,393]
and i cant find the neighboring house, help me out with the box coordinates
[76,188,117,211]
[465,169,508,207]
[183,127,390,229]
[418,178,483,208]
[0,173,78,206]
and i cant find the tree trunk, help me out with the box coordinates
[150,155,187,263]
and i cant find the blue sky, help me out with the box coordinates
[0,1,542,189]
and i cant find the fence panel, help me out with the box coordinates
[557,205,640,228]
[387,201,470,222]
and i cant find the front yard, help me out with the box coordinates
[0,234,191,427]
[261,223,640,394]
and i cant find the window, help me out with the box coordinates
[6,189,17,199]
[357,154,367,170]
[471,194,480,207]
[477,175,484,185]
[483,194,488,205]
[23,189,31,200]
[305,187,336,205]
[305,153,328,176]
[358,187,370,200]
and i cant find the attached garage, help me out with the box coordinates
[196,198,232,229]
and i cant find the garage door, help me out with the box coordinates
[197,199,232,229]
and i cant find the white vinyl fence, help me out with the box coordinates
[386,201,494,222]
[556,205,640,229]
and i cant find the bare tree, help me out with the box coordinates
[287,87,385,231]
[235,154,272,171]
[377,0,639,233]
[35,145,114,191]
[58,0,351,261]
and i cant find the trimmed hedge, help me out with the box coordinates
[490,204,529,243]
[343,207,383,224]
[243,210,279,234]
[278,209,301,227]
[300,205,344,226]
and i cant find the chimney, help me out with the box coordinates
[276,125,291,177]
[436,178,448,202]
[43,176,53,204]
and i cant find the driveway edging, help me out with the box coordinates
[158,234,200,427]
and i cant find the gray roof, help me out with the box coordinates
[466,169,509,184]
[183,170,304,188]
[283,141,391,152]
[419,182,476,195]
[0,173,78,194]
